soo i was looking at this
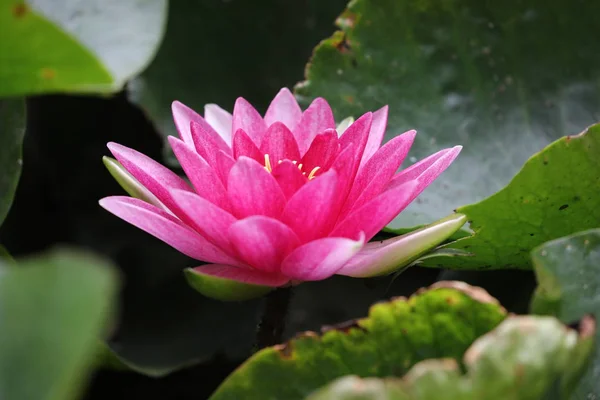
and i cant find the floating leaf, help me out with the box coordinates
[0,0,167,96]
[0,99,25,226]
[209,281,506,400]
[531,229,600,399]
[307,315,595,399]
[296,0,600,229]
[0,248,118,400]
[424,123,600,269]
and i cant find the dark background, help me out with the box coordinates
[0,2,536,399]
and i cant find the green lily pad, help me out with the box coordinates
[296,0,600,229]
[423,123,600,269]
[531,229,600,399]
[0,0,166,96]
[0,248,118,400]
[307,315,595,400]
[0,99,25,227]
[0,245,15,265]
[208,281,506,400]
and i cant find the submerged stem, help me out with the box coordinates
[255,286,293,349]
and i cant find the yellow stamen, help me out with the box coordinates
[307,166,321,180]
[264,154,272,173]
[263,154,321,180]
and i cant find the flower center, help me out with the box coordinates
[263,154,320,180]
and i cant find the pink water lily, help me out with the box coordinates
[100,88,461,296]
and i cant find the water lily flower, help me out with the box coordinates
[100,88,463,300]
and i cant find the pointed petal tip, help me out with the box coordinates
[277,87,293,95]
[203,102,220,110]
[166,134,180,147]
[234,96,250,106]
[338,213,468,278]
[98,195,124,211]
[106,141,121,151]
[171,100,187,114]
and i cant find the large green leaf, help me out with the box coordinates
[0,0,167,96]
[296,0,600,229]
[129,0,346,160]
[0,248,118,400]
[307,315,595,400]
[0,99,25,226]
[209,281,506,400]
[423,123,600,269]
[531,229,600,399]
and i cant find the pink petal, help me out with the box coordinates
[301,129,340,175]
[232,97,266,146]
[271,160,308,200]
[99,196,236,265]
[190,264,289,287]
[336,213,467,277]
[341,130,417,218]
[215,150,235,184]
[172,101,229,155]
[102,156,166,211]
[229,216,300,273]
[190,120,231,166]
[264,88,302,130]
[330,181,420,241]
[168,136,231,212]
[232,129,263,163]
[327,144,358,221]
[280,234,365,281]
[227,157,286,219]
[204,103,233,146]
[281,170,338,243]
[294,97,335,155]
[171,100,200,147]
[338,112,373,168]
[170,189,237,253]
[360,105,388,167]
[387,146,462,197]
[107,142,191,214]
[259,122,301,164]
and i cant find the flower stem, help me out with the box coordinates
[255,286,293,349]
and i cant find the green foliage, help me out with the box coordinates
[424,124,600,269]
[0,99,25,227]
[297,0,600,231]
[0,248,118,400]
[0,0,166,96]
[531,229,600,399]
[307,315,595,400]
[209,282,506,400]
